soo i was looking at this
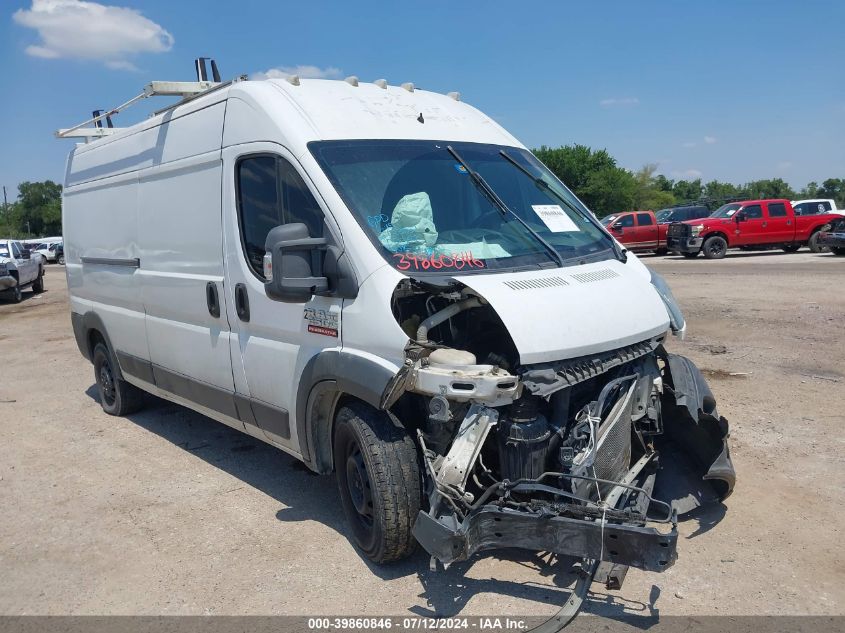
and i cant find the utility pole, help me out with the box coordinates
[2,185,7,214]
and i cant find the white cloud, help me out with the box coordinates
[682,141,697,148]
[776,161,793,171]
[672,169,703,180]
[704,135,717,144]
[599,97,639,108]
[252,65,343,81]
[13,0,173,69]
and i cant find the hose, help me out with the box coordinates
[416,296,484,344]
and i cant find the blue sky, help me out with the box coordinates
[1,1,843,201]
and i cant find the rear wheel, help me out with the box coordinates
[32,268,44,293]
[808,231,827,253]
[92,342,145,416]
[782,244,800,253]
[702,235,728,259]
[333,402,421,563]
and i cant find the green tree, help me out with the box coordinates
[672,179,703,203]
[632,164,676,211]
[744,178,795,200]
[11,180,63,237]
[654,174,674,193]
[533,145,636,216]
[799,181,820,198]
[817,178,845,208]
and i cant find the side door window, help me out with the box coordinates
[744,205,763,220]
[237,155,324,279]
[615,215,635,228]
[11,242,22,259]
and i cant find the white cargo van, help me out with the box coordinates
[61,71,734,597]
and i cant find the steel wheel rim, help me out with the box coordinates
[345,443,373,526]
[98,363,116,406]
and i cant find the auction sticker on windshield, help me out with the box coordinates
[531,204,580,232]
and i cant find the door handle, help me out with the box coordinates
[235,283,250,322]
[206,282,220,318]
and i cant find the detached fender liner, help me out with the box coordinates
[657,352,736,514]
[413,506,677,571]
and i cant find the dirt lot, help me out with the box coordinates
[1,251,843,620]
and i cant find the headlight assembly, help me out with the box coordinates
[650,270,686,339]
[690,224,705,237]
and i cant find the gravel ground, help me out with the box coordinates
[0,251,843,620]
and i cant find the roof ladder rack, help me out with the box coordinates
[55,58,230,141]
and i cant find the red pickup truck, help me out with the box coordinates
[602,205,711,254]
[666,199,840,259]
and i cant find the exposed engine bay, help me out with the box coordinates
[383,277,735,590]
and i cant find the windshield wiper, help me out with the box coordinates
[498,150,627,263]
[447,146,565,268]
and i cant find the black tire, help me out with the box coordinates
[92,342,145,416]
[654,248,669,256]
[7,283,23,303]
[333,402,421,563]
[782,244,800,253]
[58,255,65,265]
[832,247,845,256]
[808,231,827,254]
[681,251,699,259]
[702,235,728,259]
[32,268,44,293]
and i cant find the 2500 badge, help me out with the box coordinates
[304,307,339,337]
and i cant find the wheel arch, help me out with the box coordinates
[70,311,124,380]
[703,230,730,245]
[296,350,399,474]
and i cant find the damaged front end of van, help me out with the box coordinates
[381,273,734,590]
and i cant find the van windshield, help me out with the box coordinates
[309,141,615,273]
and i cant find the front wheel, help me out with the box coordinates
[333,403,421,563]
[7,284,22,303]
[702,235,728,259]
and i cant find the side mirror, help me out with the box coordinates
[735,211,746,223]
[263,223,328,303]
[610,224,623,233]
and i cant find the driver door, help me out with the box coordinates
[733,204,765,246]
[12,241,36,283]
[221,143,343,452]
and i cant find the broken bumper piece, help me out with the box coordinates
[413,505,677,570]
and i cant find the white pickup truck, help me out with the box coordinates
[0,238,45,303]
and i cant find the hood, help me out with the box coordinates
[454,259,670,365]
[682,217,731,227]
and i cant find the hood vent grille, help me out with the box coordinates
[504,276,569,290]
[571,268,620,284]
